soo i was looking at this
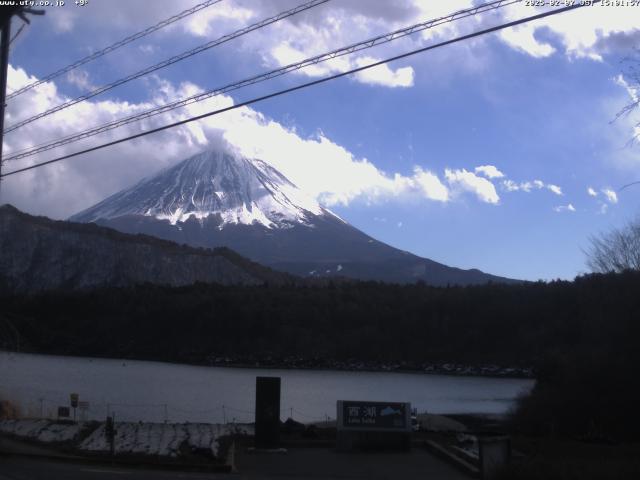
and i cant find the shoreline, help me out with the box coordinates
[0,349,535,380]
[205,359,534,379]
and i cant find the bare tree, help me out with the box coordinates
[586,219,640,273]
[615,52,640,145]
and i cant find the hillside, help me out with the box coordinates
[71,149,516,286]
[0,204,292,293]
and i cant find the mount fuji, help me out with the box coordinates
[70,150,513,286]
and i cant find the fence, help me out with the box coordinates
[3,395,334,425]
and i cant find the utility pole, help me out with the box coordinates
[0,11,12,187]
[0,7,44,192]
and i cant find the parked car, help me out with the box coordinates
[411,415,420,432]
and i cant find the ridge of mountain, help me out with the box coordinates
[0,204,292,293]
[70,149,517,286]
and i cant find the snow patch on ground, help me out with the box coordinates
[79,422,253,457]
[0,419,83,443]
[1,419,253,459]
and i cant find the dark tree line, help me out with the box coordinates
[1,271,638,367]
[2,271,640,439]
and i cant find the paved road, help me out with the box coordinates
[236,447,470,479]
[1,448,470,480]
[0,456,234,480]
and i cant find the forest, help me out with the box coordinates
[2,270,640,439]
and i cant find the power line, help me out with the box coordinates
[9,22,26,48]
[3,0,519,163]
[0,7,44,191]
[6,0,225,101]
[0,10,13,188]
[620,180,640,191]
[3,0,330,134]
[0,2,595,179]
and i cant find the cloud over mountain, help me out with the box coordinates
[1,64,474,219]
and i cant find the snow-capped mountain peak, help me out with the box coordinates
[70,149,514,286]
[71,150,331,229]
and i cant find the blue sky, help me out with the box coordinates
[3,0,640,280]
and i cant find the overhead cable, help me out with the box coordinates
[3,0,330,134]
[3,0,518,162]
[1,2,596,179]
[6,0,225,100]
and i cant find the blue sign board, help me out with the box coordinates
[337,400,411,432]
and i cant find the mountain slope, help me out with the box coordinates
[71,150,329,228]
[71,150,515,286]
[0,204,291,293]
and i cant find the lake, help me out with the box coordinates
[0,352,534,423]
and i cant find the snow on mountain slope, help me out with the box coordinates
[70,149,516,286]
[71,150,334,229]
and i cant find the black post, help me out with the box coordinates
[255,376,281,449]
[105,416,116,456]
[0,16,11,188]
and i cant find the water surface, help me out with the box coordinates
[0,352,534,423]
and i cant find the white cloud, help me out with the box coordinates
[269,41,414,88]
[500,2,640,60]
[547,184,563,196]
[554,203,576,213]
[601,76,640,170]
[445,168,500,204]
[501,178,547,193]
[50,8,79,33]
[522,181,542,193]
[2,57,581,219]
[231,0,501,89]
[2,66,207,218]
[615,74,639,104]
[474,165,504,179]
[501,178,566,198]
[262,0,640,67]
[519,181,534,192]
[139,44,156,55]
[31,0,638,127]
[354,56,414,88]
[499,24,555,58]
[251,3,422,90]
[66,70,96,92]
[39,0,640,98]
[586,187,618,211]
[598,202,609,215]
[1,64,455,219]
[219,110,449,207]
[406,167,450,202]
[502,179,519,192]
[602,188,618,204]
[182,2,254,37]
